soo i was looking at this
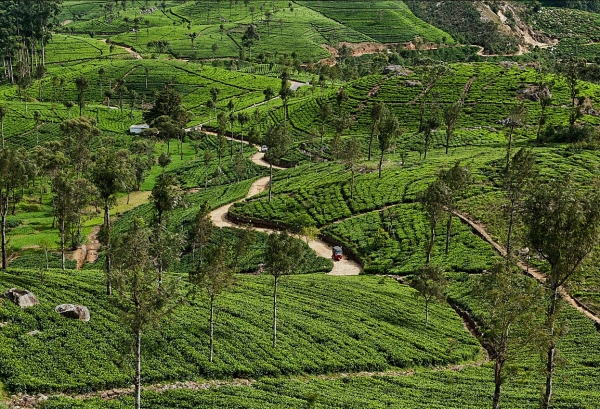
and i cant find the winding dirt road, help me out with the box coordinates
[209,173,362,276]
[205,135,360,275]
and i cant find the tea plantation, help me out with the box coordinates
[1,0,600,408]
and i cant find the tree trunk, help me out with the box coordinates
[537,108,545,141]
[269,162,273,202]
[424,132,430,160]
[1,205,7,270]
[445,214,452,254]
[506,127,514,170]
[542,286,559,409]
[1,119,4,149]
[272,276,278,348]
[378,150,384,179]
[445,129,451,154]
[506,204,515,259]
[104,198,112,296]
[425,299,429,327]
[368,129,374,161]
[351,168,355,200]
[209,299,214,362]
[493,358,504,409]
[60,218,65,271]
[135,328,142,409]
[426,224,435,264]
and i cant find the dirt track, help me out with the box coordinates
[453,211,600,325]
[209,175,362,276]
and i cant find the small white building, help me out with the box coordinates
[129,124,150,134]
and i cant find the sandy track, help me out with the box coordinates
[72,225,101,270]
[209,174,361,276]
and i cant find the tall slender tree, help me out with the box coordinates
[74,76,90,117]
[411,264,447,327]
[112,221,181,409]
[376,108,400,178]
[190,243,235,363]
[475,262,545,409]
[523,177,600,409]
[0,148,34,269]
[90,148,134,295]
[439,162,471,254]
[420,179,451,264]
[504,148,535,259]
[368,101,385,161]
[0,106,8,149]
[264,125,290,202]
[443,101,462,154]
[265,231,305,348]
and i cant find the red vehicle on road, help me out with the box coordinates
[332,246,343,261]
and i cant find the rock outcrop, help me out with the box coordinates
[55,304,90,322]
[3,288,39,308]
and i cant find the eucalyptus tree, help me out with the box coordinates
[60,116,101,176]
[90,148,135,295]
[343,136,362,200]
[74,76,90,116]
[420,179,451,264]
[319,102,332,144]
[475,263,545,409]
[376,108,400,178]
[265,231,305,348]
[411,264,447,327]
[443,101,462,154]
[209,87,221,119]
[368,101,385,161]
[190,201,214,265]
[0,147,34,269]
[150,173,185,225]
[130,139,155,191]
[237,112,250,153]
[112,220,181,409]
[0,106,8,148]
[557,56,586,127]
[439,161,471,254]
[98,67,105,98]
[190,243,235,362]
[263,86,275,126]
[279,70,293,132]
[264,125,291,202]
[51,171,96,269]
[33,110,41,145]
[504,103,527,170]
[523,177,600,409]
[504,148,535,259]
[64,101,74,119]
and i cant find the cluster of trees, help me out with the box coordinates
[0,0,61,84]
[110,200,306,408]
[0,115,158,273]
[415,147,600,409]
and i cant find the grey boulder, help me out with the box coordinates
[3,288,40,308]
[55,304,90,322]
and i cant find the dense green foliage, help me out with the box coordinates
[298,0,453,44]
[0,270,478,393]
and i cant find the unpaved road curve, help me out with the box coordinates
[209,175,362,276]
